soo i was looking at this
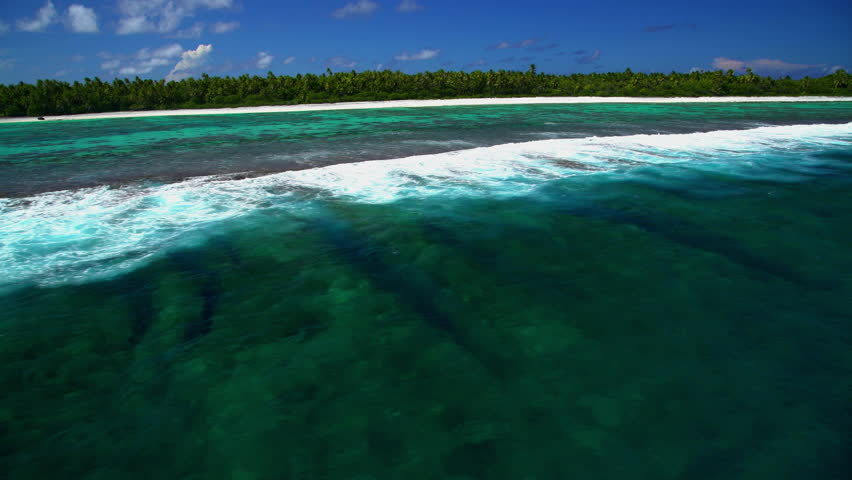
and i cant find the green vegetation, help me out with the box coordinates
[1,66,849,117]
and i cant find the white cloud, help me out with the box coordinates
[332,0,378,19]
[0,22,9,35]
[117,16,152,34]
[101,59,121,70]
[171,22,204,38]
[713,57,823,73]
[17,1,57,32]
[397,0,423,12]
[326,56,357,68]
[283,56,296,65]
[138,44,184,60]
[256,51,274,69]
[749,58,822,71]
[492,39,536,49]
[394,48,440,61]
[119,65,152,75]
[117,0,233,35]
[574,49,601,64]
[71,54,85,62]
[166,44,213,81]
[157,2,184,32]
[397,49,440,61]
[211,21,239,33]
[101,43,185,76]
[0,49,14,69]
[66,4,98,33]
[712,57,744,71]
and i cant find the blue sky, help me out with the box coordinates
[0,0,849,84]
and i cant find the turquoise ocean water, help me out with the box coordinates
[1,102,851,478]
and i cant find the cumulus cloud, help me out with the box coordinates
[574,49,601,64]
[397,0,424,12]
[117,0,233,35]
[332,0,378,19]
[712,57,823,73]
[256,51,274,69]
[211,21,239,33]
[101,43,186,77]
[166,44,213,81]
[394,48,440,61]
[283,56,296,65]
[17,1,57,32]
[325,56,357,68]
[66,4,98,33]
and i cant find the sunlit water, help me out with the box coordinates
[2,103,851,479]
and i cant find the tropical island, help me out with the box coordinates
[2,66,849,118]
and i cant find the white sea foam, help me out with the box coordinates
[400,139,479,148]
[1,122,850,287]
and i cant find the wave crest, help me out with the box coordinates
[2,122,850,287]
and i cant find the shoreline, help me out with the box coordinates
[1,96,851,124]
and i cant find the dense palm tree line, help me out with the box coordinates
[1,66,849,117]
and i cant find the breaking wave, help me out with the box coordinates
[1,122,850,287]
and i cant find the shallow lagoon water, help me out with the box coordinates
[1,103,851,479]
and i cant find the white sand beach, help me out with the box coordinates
[1,96,851,124]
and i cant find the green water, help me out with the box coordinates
[3,102,852,196]
[1,103,851,479]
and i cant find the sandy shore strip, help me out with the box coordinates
[2,96,851,124]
